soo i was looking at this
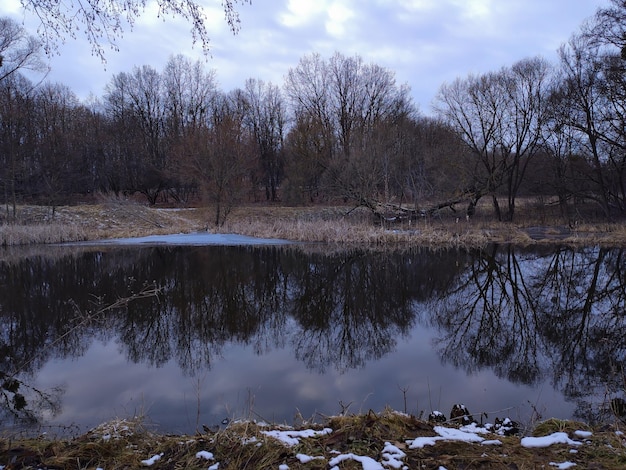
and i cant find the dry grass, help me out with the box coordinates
[4,200,626,247]
[0,203,206,246]
[0,223,87,246]
[1,411,625,469]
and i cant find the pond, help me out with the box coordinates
[0,238,624,435]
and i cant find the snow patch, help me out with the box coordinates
[520,432,582,448]
[549,462,577,469]
[195,450,214,460]
[328,452,385,469]
[140,453,163,466]
[261,427,332,446]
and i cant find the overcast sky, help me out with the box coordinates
[2,0,609,114]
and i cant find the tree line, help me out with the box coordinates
[2,0,626,224]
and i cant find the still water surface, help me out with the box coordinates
[0,242,623,434]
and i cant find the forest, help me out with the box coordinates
[2,1,626,226]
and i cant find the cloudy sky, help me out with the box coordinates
[2,0,608,114]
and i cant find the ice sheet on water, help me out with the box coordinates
[71,232,294,246]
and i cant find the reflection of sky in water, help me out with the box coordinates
[33,321,575,435]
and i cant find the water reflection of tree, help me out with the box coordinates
[117,246,291,373]
[431,245,626,423]
[6,242,626,426]
[0,245,464,424]
[289,250,416,373]
[431,245,542,384]
[533,247,626,421]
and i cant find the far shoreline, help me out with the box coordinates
[3,202,626,249]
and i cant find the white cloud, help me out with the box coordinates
[279,0,329,27]
[325,2,355,38]
[453,0,494,20]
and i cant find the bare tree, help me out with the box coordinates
[0,17,47,83]
[104,65,167,204]
[163,54,217,203]
[0,73,36,218]
[500,57,552,220]
[242,78,286,201]
[556,33,612,217]
[182,91,254,226]
[19,0,251,61]
[434,71,508,219]
[163,54,217,140]
[32,82,89,210]
[589,0,626,57]
[434,57,550,221]
[284,52,416,211]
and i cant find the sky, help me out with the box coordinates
[1,0,609,114]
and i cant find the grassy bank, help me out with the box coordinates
[2,410,625,469]
[2,201,626,248]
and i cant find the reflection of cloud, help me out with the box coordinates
[29,316,577,434]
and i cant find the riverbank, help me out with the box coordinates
[2,201,626,248]
[2,410,624,469]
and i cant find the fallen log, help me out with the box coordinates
[357,188,484,223]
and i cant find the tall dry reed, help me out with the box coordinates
[0,223,87,246]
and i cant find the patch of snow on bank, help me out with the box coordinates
[195,450,214,460]
[296,453,324,463]
[435,426,485,443]
[140,453,163,466]
[408,425,486,449]
[549,462,577,469]
[261,427,332,447]
[481,439,503,445]
[520,432,582,448]
[328,452,384,469]
[381,441,406,468]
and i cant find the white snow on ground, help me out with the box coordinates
[296,454,324,463]
[520,432,582,448]
[549,462,577,469]
[74,233,294,246]
[381,442,406,468]
[408,425,487,449]
[261,427,333,446]
[328,452,385,469]
[481,439,503,445]
[195,450,214,460]
[296,453,325,463]
[435,426,486,443]
[140,453,163,466]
